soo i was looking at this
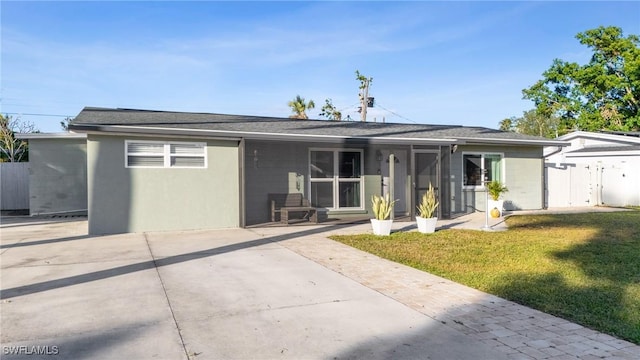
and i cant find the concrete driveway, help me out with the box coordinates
[3,214,638,360]
[1,218,508,360]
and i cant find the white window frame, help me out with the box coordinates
[309,148,364,210]
[125,140,207,169]
[462,152,505,189]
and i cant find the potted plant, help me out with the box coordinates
[486,180,508,218]
[416,182,439,233]
[370,193,396,236]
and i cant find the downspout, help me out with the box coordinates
[409,146,415,220]
[542,146,564,209]
[545,146,563,159]
[542,155,547,209]
[239,138,246,228]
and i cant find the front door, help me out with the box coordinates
[414,151,439,218]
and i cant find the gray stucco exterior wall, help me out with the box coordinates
[451,145,544,213]
[243,140,448,225]
[243,140,393,225]
[243,140,310,225]
[28,138,88,215]
[87,135,240,234]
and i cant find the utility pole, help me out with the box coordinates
[361,77,369,122]
[356,70,373,122]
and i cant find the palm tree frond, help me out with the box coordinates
[287,95,314,120]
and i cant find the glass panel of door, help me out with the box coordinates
[415,152,439,216]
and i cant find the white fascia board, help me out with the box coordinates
[17,132,87,139]
[458,136,569,147]
[565,150,640,157]
[73,124,459,145]
[557,131,640,144]
[77,129,242,142]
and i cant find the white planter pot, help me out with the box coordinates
[370,219,393,236]
[488,199,504,217]
[416,216,438,234]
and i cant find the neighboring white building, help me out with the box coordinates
[545,131,640,207]
[17,132,88,216]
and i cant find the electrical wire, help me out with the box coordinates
[338,102,361,112]
[374,103,419,124]
[3,112,73,118]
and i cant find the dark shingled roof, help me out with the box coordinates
[598,130,640,138]
[567,145,640,154]
[70,107,565,146]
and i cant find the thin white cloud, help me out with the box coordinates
[151,2,535,68]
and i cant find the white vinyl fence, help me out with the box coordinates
[1,162,29,210]
[546,161,640,208]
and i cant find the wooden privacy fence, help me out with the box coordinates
[1,162,29,210]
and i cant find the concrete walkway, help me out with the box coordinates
[267,221,639,360]
[1,210,638,359]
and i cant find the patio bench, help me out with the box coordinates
[268,193,318,224]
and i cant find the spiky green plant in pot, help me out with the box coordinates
[417,183,439,218]
[371,193,396,220]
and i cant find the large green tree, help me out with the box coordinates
[287,95,315,119]
[523,26,640,134]
[499,110,559,138]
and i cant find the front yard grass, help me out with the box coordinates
[331,211,640,344]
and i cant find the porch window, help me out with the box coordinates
[310,150,363,209]
[126,140,206,168]
[463,153,503,187]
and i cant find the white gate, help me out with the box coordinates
[546,163,591,207]
[600,163,630,206]
[570,164,592,206]
[0,162,30,210]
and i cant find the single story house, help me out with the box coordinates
[545,131,640,207]
[69,107,566,235]
[17,132,88,216]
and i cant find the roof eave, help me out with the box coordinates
[458,136,570,147]
[69,124,459,145]
[566,150,640,157]
[557,131,640,144]
[17,132,87,139]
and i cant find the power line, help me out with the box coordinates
[3,112,74,118]
[374,103,419,124]
[4,106,418,124]
[338,102,361,112]
[334,102,419,124]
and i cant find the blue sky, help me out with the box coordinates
[2,1,639,132]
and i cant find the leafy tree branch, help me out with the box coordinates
[0,114,38,162]
[319,99,342,121]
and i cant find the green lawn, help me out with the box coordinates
[331,211,640,344]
